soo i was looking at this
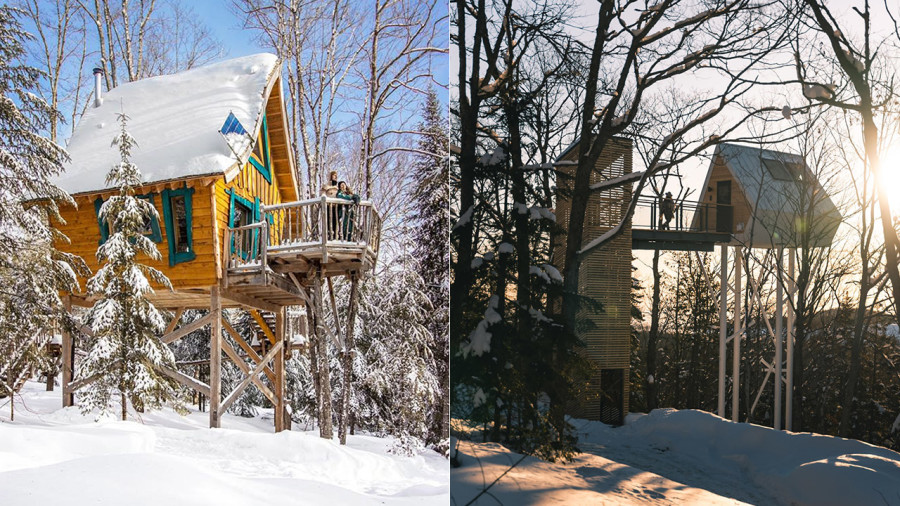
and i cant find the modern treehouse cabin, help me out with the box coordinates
[692,143,841,248]
[51,53,382,430]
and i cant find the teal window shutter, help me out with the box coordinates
[96,194,162,244]
[161,187,196,266]
[248,115,272,184]
[94,197,109,245]
[228,189,256,259]
[137,194,163,243]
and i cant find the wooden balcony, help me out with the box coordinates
[222,197,382,305]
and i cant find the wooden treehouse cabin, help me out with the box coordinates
[51,53,382,431]
[692,143,841,248]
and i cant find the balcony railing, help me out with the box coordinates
[634,196,733,234]
[224,196,382,273]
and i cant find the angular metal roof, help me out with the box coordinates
[703,143,842,248]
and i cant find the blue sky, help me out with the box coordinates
[194,0,449,98]
[192,1,266,59]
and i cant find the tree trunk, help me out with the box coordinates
[339,276,359,445]
[313,277,333,439]
[839,276,870,436]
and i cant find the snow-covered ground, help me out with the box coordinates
[0,380,448,505]
[452,409,900,505]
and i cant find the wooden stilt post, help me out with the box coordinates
[62,295,74,408]
[274,307,286,432]
[786,249,795,431]
[718,246,727,418]
[774,246,784,430]
[339,273,360,445]
[733,246,742,423]
[210,286,222,428]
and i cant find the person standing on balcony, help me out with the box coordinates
[321,171,340,239]
[336,181,360,240]
[321,170,339,197]
[660,191,676,230]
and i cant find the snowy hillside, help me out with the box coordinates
[452,409,900,505]
[0,381,448,505]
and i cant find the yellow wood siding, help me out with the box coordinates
[54,180,219,291]
[214,114,290,276]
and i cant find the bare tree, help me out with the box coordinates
[19,0,86,142]
[140,1,225,76]
[794,0,900,435]
[356,0,445,197]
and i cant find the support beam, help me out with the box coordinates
[221,341,282,415]
[718,246,727,418]
[62,296,74,407]
[774,246,784,430]
[219,288,281,313]
[733,246,742,423]
[786,249,795,431]
[221,318,275,383]
[327,277,345,349]
[219,336,276,405]
[166,308,186,334]
[158,365,211,398]
[67,368,107,393]
[209,287,222,428]
[275,308,286,432]
[162,312,215,344]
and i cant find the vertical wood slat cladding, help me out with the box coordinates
[553,138,632,421]
[54,181,218,291]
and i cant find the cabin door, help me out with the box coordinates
[716,181,733,234]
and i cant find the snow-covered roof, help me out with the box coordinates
[55,53,280,195]
[703,143,842,247]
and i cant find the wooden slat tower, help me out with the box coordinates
[51,54,383,432]
[553,138,633,425]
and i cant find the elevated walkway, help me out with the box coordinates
[631,196,732,251]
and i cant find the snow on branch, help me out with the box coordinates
[589,171,645,192]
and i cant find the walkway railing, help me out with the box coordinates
[634,196,733,234]
[224,196,382,273]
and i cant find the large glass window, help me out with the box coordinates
[162,187,195,266]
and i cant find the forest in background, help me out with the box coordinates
[0,0,450,452]
[451,0,900,460]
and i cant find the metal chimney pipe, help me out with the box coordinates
[93,67,104,108]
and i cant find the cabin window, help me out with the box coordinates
[94,194,163,245]
[162,187,196,266]
[228,190,261,257]
[248,115,272,184]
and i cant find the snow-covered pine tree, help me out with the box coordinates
[411,90,450,448]
[0,5,83,405]
[80,111,181,420]
[354,250,439,454]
